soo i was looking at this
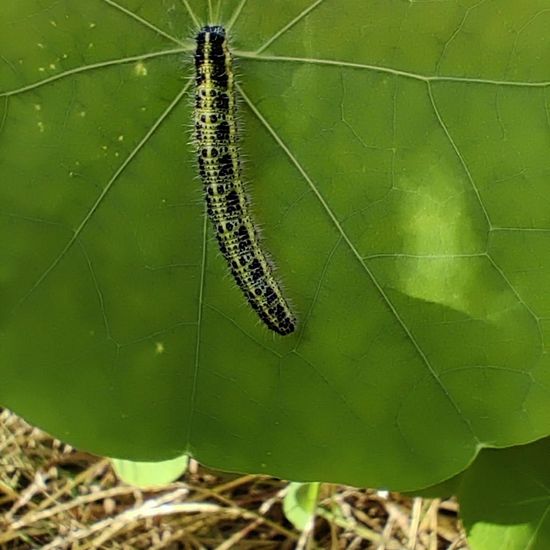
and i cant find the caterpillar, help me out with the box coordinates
[194,25,296,336]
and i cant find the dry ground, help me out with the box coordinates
[0,409,469,549]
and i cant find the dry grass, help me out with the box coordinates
[0,409,468,549]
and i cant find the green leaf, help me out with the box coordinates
[459,438,550,550]
[403,472,463,500]
[283,482,320,531]
[1,0,549,490]
[111,454,189,487]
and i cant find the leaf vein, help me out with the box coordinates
[100,0,185,46]
[11,82,191,312]
[427,82,492,229]
[186,209,209,450]
[293,236,342,350]
[237,82,478,442]
[234,52,550,88]
[0,49,188,98]
[255,0,326,55]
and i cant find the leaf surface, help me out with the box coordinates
[1,0,549,489]
[460,438,550,550]
[111,455,189,487]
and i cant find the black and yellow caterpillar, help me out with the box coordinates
[194,26,295,335]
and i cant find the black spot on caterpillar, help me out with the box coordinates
[194,25,296,336]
